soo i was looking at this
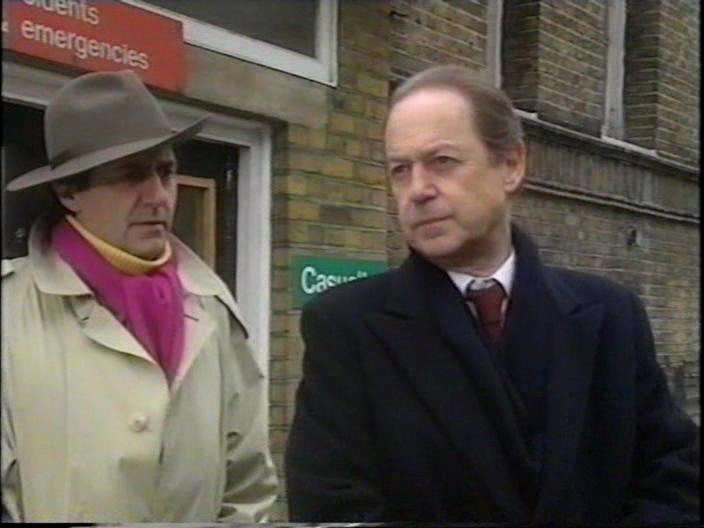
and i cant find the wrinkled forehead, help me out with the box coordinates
[385,89,477,152]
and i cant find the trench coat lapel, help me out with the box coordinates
[68,295,155,362]
[365,252,529,517]
[172,292,217,389]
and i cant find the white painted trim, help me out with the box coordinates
[515,107,660,160]
[2,61,272,379]
[602,0,626,139]
[599,134,657,157]
[486,0,504,88]
[159,101,272,377]
[120,0,338,86]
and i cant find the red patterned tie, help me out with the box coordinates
[465,280,506,348]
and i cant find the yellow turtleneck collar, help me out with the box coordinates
[65,215,172,275]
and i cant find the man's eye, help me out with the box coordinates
[389,164,409,178]
[160,169,175,181]
[432,156,456,167]
[115,171,145,184]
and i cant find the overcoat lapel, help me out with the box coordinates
[365,252,529,517]
[507,227,604,522]
[531,284,603,522]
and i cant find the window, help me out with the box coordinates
[486,0,504,88]
[603,0,626,139]
[121,0,338,85]
[174,175,216,269]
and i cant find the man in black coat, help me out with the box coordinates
[285,65,699,524]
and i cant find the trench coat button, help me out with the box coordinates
[129,412,149,432]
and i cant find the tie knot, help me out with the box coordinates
[465,280,505,326]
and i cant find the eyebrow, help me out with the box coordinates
[387,141,461,162]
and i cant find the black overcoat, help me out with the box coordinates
[286,226,699,524]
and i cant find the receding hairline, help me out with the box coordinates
[387,85,478,122]
[386,65,525,163]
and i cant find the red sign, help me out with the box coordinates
[2,0,186,93]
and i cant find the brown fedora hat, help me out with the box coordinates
[6,70,208,191]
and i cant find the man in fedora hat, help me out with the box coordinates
[1,70,277,522]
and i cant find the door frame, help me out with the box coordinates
[1,61,273,377]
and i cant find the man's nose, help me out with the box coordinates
[140,172,171,206]
[408,163,437,203]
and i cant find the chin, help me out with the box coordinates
[410,236,464,263]
[130,242,166,260]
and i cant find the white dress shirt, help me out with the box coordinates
[446,249,516,321]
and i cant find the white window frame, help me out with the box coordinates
[486,0,504,88]
[121,0,338,86]
[1,61,273,377]
[602,0,626,140]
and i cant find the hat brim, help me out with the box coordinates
[5,116,208,192]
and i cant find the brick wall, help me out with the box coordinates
[389,0,489,83]
[503,0,608,135]
[624,0,700,166]
[268,1,391,519]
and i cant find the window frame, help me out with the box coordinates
[120,0,338,86]
[174,174,217,268]
[486,0,504,88]
[602,0,626,140]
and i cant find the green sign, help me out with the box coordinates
[293,256,387,308]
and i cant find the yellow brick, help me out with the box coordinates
[288,151,323,172]
[343,93,365,114]
[345,139,363,157]
[288,200,320,221]
[357,163,387,185]
[356,209,386,228]
[370,141,386,162]
[274,172,308,196]
[366,120,385,140]
[287,173,308,195]
[309,128,327,149]
[345,230,364,247]
[286,124,309,145]
[288,223,309,243]
[271,290,291,311]
[366,100,388,120]
[324,228,346,246]
[271,248,291,267]
[370,189,387,207]
[358,73,388,98]
[330,112,356,133]
[322,158,355,179]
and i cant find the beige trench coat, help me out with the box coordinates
[1,221,277,522]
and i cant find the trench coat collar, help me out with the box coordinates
[368,224,604,521]
[27,218,248,336]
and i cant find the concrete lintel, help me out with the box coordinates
[184,46,329,129]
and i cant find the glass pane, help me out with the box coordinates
[143,0,318,57]
[173,140,238,295]
[2,102,52,258]
[173,184,204,258]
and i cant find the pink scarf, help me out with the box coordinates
[51,219,185,384]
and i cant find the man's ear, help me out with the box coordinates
[52,183,81,213]
[502,142,527,194]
